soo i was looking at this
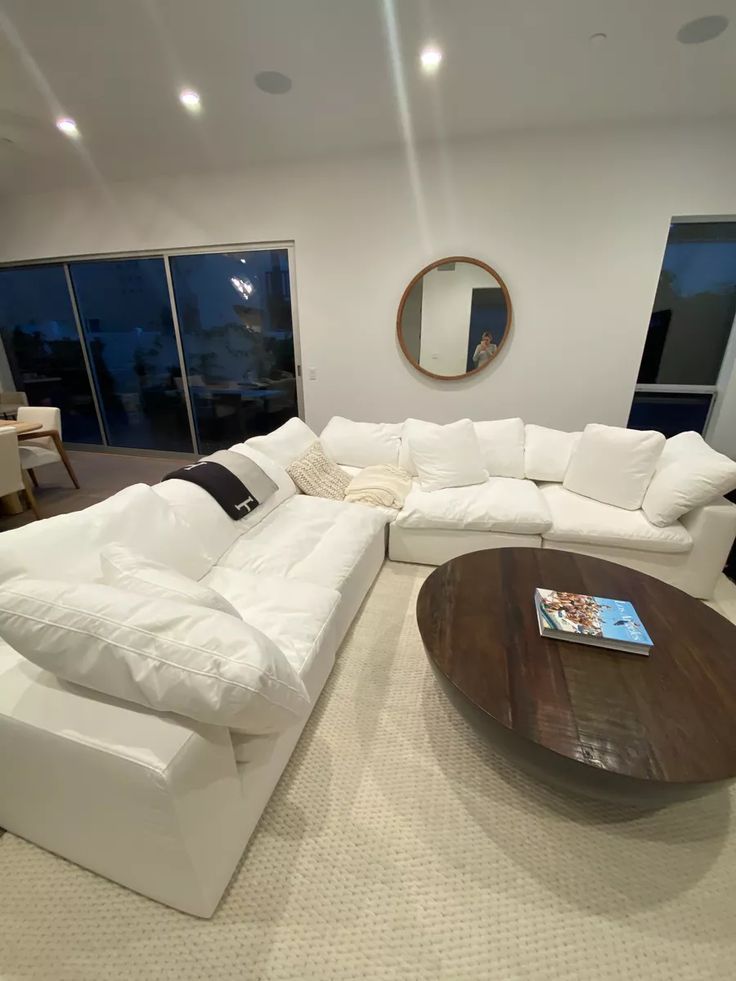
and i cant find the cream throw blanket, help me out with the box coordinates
[344,464,412,510]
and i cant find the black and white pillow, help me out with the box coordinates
[164,449,278,519]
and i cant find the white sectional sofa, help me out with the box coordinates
[318,415,736,600]
[0,414,734,919]
[0,444,389,918]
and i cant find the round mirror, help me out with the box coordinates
[396,256,512,379]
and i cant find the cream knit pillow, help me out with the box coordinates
[287,441,351,500]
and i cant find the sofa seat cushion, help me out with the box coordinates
[216,495,389,593]
[201,568,339,699]
[540,484,692,553]
[394,477,552,534]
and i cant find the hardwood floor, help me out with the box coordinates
[0,451,178,532]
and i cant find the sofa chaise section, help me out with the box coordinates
[0,464,389,917]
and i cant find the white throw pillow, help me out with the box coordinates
[101,543,241,618]
[474,418,525,478]
[245,417,318,469]
[405,418,488,492]
[642,432,736,527]
[524,425,581,482]
[320,416,401,468]
[153,444,296,563]
[0,578,308,734]
[564,424,665,510]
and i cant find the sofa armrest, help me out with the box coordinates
[0,649,247,917]
[679,497,736,598]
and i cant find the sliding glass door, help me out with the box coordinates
[0,264,103,443]
[69,257,193,452]
[169,249,298,454]
[0,244,300,455]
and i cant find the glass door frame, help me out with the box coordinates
[632,215,736,443]
[0,241,303,456]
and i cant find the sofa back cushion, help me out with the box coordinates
[245,417,318,469]
[153,444,295,564]
[101,543,241,618]
[524,425,581,482]
[0,578,309,734]
[474,418,525,478]
[398,418,422,475]
[563,423,665,510]
[642,431,736,527]
[320,416,401,468]
[405,418,488,492]
[0,483,212,586]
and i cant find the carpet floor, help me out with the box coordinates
[1,562,736,980]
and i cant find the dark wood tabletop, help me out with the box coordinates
[417,548,736,791]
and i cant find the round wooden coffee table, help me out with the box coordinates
[417,548,736,805]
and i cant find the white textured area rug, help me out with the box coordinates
[2,562,736,981]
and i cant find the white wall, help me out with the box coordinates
[419,263,495,376]
[1,119,736,444]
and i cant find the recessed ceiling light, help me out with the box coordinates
[420,45,443,72]
[179,88,201,112]
[56,117,79,138]
[254,71,292,95]
[677,14,729,44]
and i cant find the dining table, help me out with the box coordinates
[0,420,43,435]
[0,420,79,518]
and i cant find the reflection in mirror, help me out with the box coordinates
[397,257,511,379]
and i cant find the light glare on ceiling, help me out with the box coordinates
[420,45,443,72]
[179,88,201,112]
[56,117,79,138]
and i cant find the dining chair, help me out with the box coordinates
[15,406,78,488]
[0,390,28,419]
[0,429,40,520]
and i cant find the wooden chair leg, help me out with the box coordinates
[28,468,39,487]
[21,471,42,520]
[52,432,80,489]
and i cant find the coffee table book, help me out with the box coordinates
[535,587,653,656]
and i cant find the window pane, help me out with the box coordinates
[0,264,102,444]
[169,249,298,454]
[638,222,736,385]
[628,392,713,438]
[69,258,193,452]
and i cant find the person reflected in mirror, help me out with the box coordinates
[472,331,497,368]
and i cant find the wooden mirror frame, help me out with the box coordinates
[396,255,513,381]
